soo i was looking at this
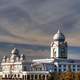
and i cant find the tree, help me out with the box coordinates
[48,72,74,80]
[75,72,80,80]
[60,72,74,80]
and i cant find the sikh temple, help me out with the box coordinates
[0,30,80,80]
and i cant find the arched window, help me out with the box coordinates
[14,74,16,78]
[18,74,20,78]
[42,75,45,80]
[39,74,41,79]
[27,75,30,80]
[35,75,37,79]
[22,75,25,79]
[5,75,7,78]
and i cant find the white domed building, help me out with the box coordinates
[0,30,80,80]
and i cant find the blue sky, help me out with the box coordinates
[0,0,80,60]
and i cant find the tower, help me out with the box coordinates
[50,29,67,59]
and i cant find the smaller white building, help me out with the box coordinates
[0,48,48,80]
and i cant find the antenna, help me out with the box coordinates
[58,24,63,33]
[59,24,62,30]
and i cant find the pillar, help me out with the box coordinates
[45,75,47,80]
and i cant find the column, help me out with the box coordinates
[62,65,64,72]
[33,75,35,80]
[45,75,47,80]
[37,74,39,80]
[57,66,59,72]
[76,64,77,72]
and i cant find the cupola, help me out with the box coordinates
[53,29,65,41]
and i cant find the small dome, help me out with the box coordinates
[3,56,7,59]
[20,54,25,61]
[53,30,65,41]
[2,56,7,62]
[10,48,20,62]
[11,48,19,55]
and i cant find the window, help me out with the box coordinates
[77,69,80,71]
[63,65,66,67]
[18,74,20,77]
[39,75,41,79]
[27,75,30,80]
[39,68,42,71]
[59,65,61,67]
[54,65,56,67]
[77,65,80,67]
[23,66,26,71]
[14,74,16,78]
[59,69,61,72]
[22,75,24,79]
[64,69,66,71]
[73,65,75,67]
[42,75,45,80]
[5,75,7,78]
[36,68,37,71]
[73,69,75,71]
[54,68,57,72]
[35,75,37,79]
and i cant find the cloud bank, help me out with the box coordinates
[0,0,79,46]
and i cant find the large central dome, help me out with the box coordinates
[53,30,65,41]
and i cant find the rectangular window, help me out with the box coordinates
[54,65,56,67]
[73,69,75,71]
[59,69,61,72]
[73,65,75,67]
[64,69,66,71]
[77,65,80,67]
[77,69,79,71]
[63,65,66,67]
[23,66,26,71]
[59,65,61,67]
[54,68,57,72]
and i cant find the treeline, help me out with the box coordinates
[48,72,80,80]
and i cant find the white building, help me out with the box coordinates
[0,29,80,80]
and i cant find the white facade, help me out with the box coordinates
[0,29,80,80]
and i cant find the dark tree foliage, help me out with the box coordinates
[48,72,80,80]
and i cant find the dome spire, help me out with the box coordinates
[53,24,65,41]
[57,29,60,33]
[57,24,62,33]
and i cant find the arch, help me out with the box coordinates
[42,75,45,80]
[27,75,30,80]
[8,74,11,78]
[14,74,16,78]
[39,74,41,79]
[22,75,25,79]
[35,75,37,80]
[5,75,7,78]
[23,66,27,71]
[18,74,20,78]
